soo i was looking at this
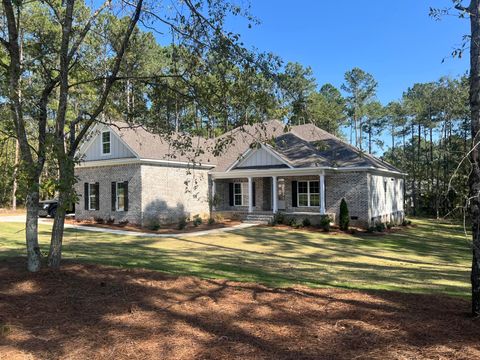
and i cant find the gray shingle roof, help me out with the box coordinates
[110,123,216,166]
[107,120,402,174]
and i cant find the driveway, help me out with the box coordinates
[0,214,255,238]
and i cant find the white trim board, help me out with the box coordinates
[76,157,216,169]
[211,166,405,179]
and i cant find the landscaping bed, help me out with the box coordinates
[65,218,242,234]
[1,258,479,360]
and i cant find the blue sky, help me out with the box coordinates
[230,0,469,104]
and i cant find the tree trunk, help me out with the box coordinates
[25,184,42,272]
[468,0,480,317]
[12,139,19,209]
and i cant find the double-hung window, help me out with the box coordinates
[88,183,98,210]
[233,182,248,206]
[112,181,128,212]
[102,131,111,155]
[116,182,126,211]
[298,181,320,207]
[234,183,243,206]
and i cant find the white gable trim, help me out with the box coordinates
[226,144,293,172]
[77,123,140,160]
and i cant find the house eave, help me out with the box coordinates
[76,157,216,169]
[210,166,406,179]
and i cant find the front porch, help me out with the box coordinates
[211,172,333,224]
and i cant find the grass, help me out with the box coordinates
[0,218,472,297]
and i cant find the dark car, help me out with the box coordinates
[39,199,59,218]
[39,199,75,217]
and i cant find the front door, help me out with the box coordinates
[277,178,286,210]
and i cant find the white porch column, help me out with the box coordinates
[320,172,326,214]
[248,177,253,213]
[272,176,278,214]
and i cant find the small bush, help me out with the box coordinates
[193,215,202,227]
[386,222,393,230]
[273,212,285,225]
[302,218,311,227]
[402,219,412,226]
[93,216,104,224]
[118,220,129,227]
[177,216,188,230]
[288,218,302,229]
[349,228,357,235]
[339,198,349,231]
[366,226,375,233]
[375,222,386,232]
[106,217,115,225]
[146,218,161,231]
[319,216,331,232]
[207,217,215,225]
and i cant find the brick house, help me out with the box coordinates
[75,120,405,227]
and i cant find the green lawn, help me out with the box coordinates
[0,218,472,297]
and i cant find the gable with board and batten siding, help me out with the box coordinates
[232,145,292,170]
[81,126,137,162]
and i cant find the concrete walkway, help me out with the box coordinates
[0,215,256,238]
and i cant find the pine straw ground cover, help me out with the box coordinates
[0,259,479,360]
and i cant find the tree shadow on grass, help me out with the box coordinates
[0,258,479,359]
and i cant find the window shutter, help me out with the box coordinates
[95,182,100,210]
[292,180,298,207]
[124,181,129,211]
[84,183,89,210]
[252,182,256,207]
[229,183,234,206]
[111,182,116,211]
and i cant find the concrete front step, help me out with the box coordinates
[243,214,275,224]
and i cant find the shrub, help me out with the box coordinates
[402,219,412,226]
[386,222,393,230]
[193,215,202,227]
[366,226,375,233]
[118,220,129,227]
[208,217,215,225]
[146,218,161,231]
[93,216,104,224]
[273,212,285,225]
[302,217,311,227]
[319,216,331,232]
[177,216,188,230]
[288,218,302,229]
[375,222,386,232]
[339,198,349,231]
[106,217,115,225]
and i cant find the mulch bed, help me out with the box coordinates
[1,258,479,360]
[65,218,241,234]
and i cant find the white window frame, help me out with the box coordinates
[101,130,111,155]
[297,180,320,207]
[88,183,98,211]
[233,182,244,206]
[116,182,126,212]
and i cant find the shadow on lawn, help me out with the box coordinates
[47,219,471,296]
[0,258,479,359]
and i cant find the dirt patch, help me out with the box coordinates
[65,218,242,234]
[1,258,479,360]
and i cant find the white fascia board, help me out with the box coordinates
[77,123,101,157]
[76,157,216,169]
[225,148,253,172]
[210,166,406,179]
